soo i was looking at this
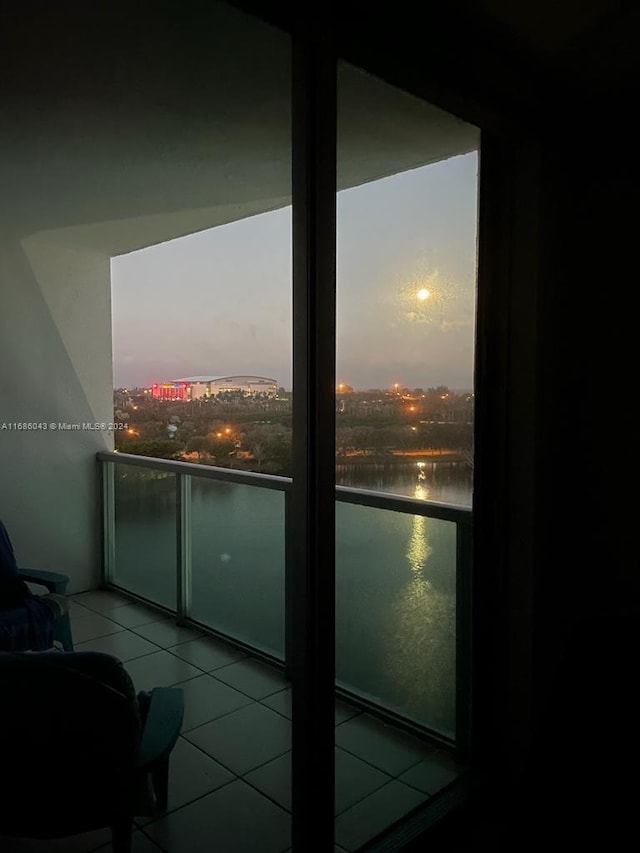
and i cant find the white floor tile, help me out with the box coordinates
[334,780,426,850]
[212,658,289,700]
[177,673,253,731]
[75,631,160,662]
[132,620,204,648]
[335,714,429,776]
[184,703,290,775]
[137,736,235,825]
[108,604,170,629]
[124,650,202,692]
[70,612,124,644]
[168,636,247,671]
[144,780,289,853]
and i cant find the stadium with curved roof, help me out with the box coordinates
[151,375,278,401]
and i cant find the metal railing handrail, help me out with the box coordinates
[97,451,290,492]
[97,451,471,520]
[336,484,471,523]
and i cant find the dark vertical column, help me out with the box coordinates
[290,25,337,853]
[473,131,540,779]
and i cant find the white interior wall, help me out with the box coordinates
[0,240,106,589]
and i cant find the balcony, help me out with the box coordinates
[11,450,470,853]
[1,450,471,850]
[1,587,459,852]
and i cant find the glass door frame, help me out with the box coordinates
[288,25,482,853]
[290,31,337,853]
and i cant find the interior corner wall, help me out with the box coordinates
[0,238,112,592]
[22,234,114,433]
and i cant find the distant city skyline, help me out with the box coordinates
[111,151,478,392]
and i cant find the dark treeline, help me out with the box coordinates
[114,387,473,476]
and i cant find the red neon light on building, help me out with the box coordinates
[150,382,190,401]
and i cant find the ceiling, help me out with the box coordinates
[1,0,635,237]
[228,0,639,128]
[1,1,477,242]
[4,2,637,106]
[474,0,639,86]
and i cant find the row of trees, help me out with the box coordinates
[113,387,473,474]
[337,386,474,423]
[115,417,471,476]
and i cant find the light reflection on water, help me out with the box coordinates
[335,479,458,735]
[382,500,456,737]
[335,460,472,506]
[384,567,456,738]
[406,511,431,571]
[414,482,430,501]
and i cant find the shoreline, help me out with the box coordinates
[336,450,469,465]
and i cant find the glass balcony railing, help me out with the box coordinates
[110,464,177,609]
[99,451,472,744]
[189,477,286,658]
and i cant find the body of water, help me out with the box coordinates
[113,460,472,738]
[336,459,472,506]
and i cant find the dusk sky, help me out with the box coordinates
[111,150,478,392]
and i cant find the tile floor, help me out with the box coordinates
[1,590,464,853]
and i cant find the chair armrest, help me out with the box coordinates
[17,568,70,594]
[136,687,184,770]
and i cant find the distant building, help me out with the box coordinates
[150,382,190,401]
[150,375,278,401]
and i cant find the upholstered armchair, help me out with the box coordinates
[0,650,184,853]
[0,518,73,651]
